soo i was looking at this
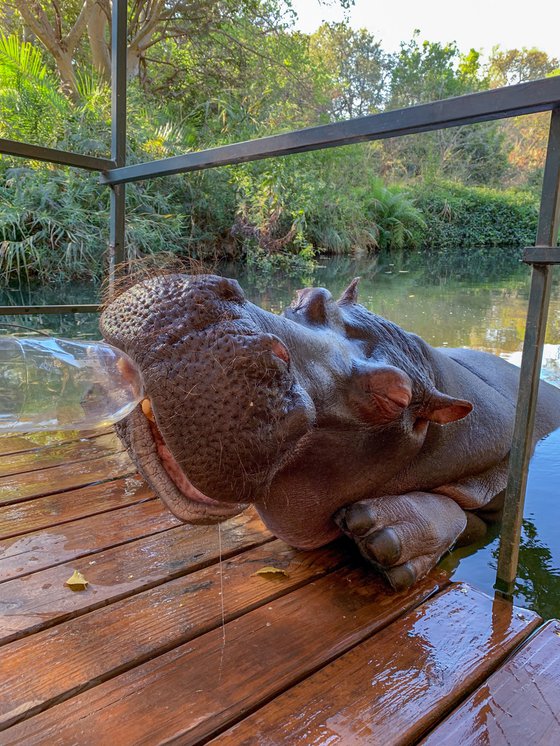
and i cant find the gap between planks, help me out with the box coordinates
[420,618,560,745]
[0,475,154,541]
[0,450,136,507]
[0,499,180,584]
[0,427,114,457]
[209,584,541,746]
[0,432,124,479]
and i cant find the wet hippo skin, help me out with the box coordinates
[100,274,560,590]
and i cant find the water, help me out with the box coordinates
[2,249,560,617]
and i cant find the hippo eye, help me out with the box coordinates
[291,288,331,324]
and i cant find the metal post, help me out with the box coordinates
[108,0,127,286]
[496,108,560,595]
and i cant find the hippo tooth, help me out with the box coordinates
[141,398,156,423]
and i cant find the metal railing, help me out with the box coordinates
[1,0,559,595]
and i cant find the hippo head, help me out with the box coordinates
[101,274,472,542]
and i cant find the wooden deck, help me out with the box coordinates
[1,429,559,745]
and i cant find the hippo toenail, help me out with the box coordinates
[365,528,401,566]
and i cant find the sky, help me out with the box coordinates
[291,0,559,60]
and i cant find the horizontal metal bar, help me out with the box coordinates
[0,138,115,172]
[101,77,560,185]
[0,305,100,315]
[523,246,560,264]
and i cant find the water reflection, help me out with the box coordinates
[1,249,560,617]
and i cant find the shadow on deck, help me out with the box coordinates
[0,428,558,744]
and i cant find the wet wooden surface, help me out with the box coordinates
[215,585,540,746]
[421,619,560,745]
[0,428,555,744]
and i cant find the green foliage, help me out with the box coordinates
[229,149,426,270]
[0,161,231,282]
[487,47,560,87]
[410,181,538,250]
[0,17,556,286]
[0,166,105,282]
[0,33,68,144]
[309,23,389,118]
[364,182,426,250]
[388,34,485,109]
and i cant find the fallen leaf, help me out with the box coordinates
[253,566,289,578]
[65,570,89,591]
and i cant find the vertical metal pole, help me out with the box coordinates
[108,0,127,286]
[496,108,560,595]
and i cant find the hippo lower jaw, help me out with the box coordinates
[122,404,247,524]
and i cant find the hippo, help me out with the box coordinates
[100,273,560,590]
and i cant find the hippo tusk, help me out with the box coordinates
[141,398,156,422]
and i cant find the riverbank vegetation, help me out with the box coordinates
[0,1,558,284]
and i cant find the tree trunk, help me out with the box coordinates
[127,47,142,80]
[53,49,79,99]
[87,3,111,81]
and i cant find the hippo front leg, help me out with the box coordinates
[335,492,468,590]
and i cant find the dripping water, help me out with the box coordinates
[217,522,226,682]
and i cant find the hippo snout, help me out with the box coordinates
[101,274,316,512]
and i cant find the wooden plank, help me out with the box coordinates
[214,584,541,746]
[0,450,135,506]
[0,475,152,540]
[0,428,113,456]
[0,509,270,644]
[0,498,179,584]
[0,432,122,478]
[421,619,560,745]
[0,540,345,730]
[0,567,448,745]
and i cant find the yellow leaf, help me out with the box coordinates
[253,566,289,578]
[65,569,89,591]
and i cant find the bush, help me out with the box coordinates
[229,148,426,272]
[410,181,539,250]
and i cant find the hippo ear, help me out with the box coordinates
[338,277,360,306]
[420,391,473,424]
[349,364,413,425]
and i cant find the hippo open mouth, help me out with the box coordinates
[116,399,246,524]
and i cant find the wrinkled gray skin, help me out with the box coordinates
[100,274,560,590]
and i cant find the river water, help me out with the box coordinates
[2,249,560,617]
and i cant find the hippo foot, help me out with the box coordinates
[335,492,468,590]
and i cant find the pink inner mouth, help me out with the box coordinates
[148,419,225,506]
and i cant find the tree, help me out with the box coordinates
[486,48,560,187]
[377,34,512,183]
[388,34,484,109]
[10,0,98,97]
[309,23,389,119]
[487,47,560,87]
[2,1,299,98]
